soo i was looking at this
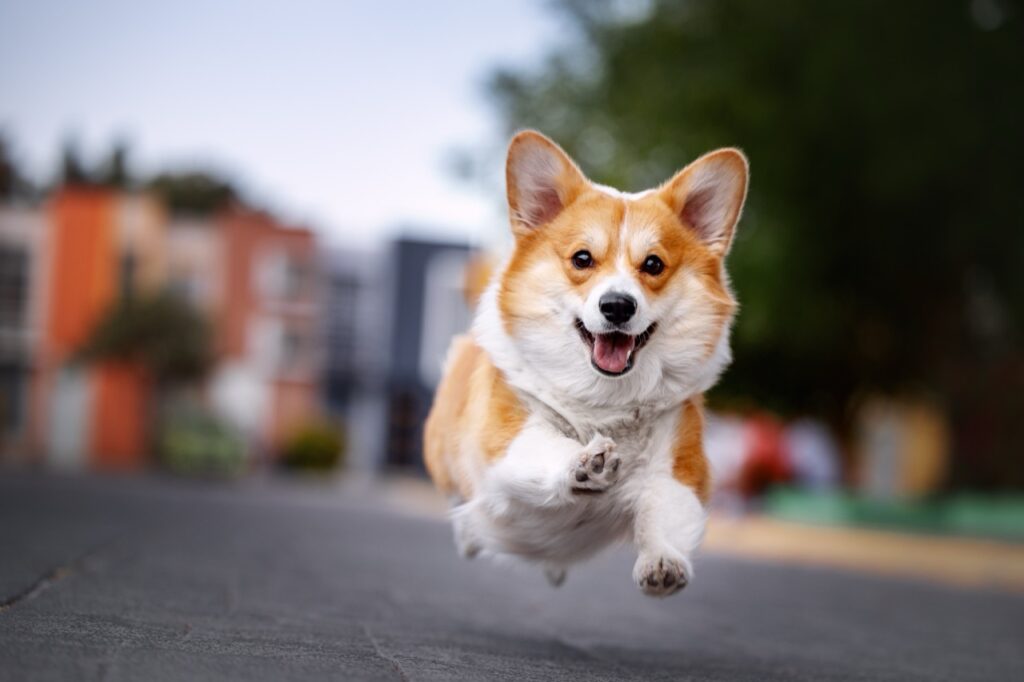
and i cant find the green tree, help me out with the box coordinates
[77,292,213,385]
[146,171,237,216]
[483,0,1024,488]
[0,134,34,199]
[97,140,132,189]
[58,138,91,186]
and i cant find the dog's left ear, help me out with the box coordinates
[506,130,587,237]
[659,149,749,256]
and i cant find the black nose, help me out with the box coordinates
[599,292,637,325]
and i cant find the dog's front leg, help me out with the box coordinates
[450,419,617,561]
[454,417,614,565]
[631,475,707,597]
[482,418,619,513]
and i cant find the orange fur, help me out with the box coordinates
[462,252,496,308]
[423,335,480,495]
[423,335,528,500]
[475,362,529,464]
[673,398,711,505]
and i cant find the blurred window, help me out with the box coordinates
[418,251,471,386]
[284,258,309,299]
[327,275,359,376]
[257,251,310,302]
[0,364,24,434]
[0,245,28,331]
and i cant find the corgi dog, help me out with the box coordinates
[424,130,748,596]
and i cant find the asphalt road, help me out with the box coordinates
[1,474,1021,681]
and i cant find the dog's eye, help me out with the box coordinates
[571,250,594,270]
[641,255,664,276]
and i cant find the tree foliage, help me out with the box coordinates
[51,137,238,215]
[146,171,237,216]
[77,292,213,385]
[484,0,1024,486]
[0,134,35,199]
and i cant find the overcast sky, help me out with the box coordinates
[0,1,559,247]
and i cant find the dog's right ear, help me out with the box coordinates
[506,130,587,237]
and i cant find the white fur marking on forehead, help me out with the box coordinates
[618,201,631,257]
[618,202,660,261]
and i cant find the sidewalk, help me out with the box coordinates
[704,515,1024,592]
[1,473,1022,681]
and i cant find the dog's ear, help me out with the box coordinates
[506,130,587,236]
[659,149,748,256]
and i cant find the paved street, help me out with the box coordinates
[1,473,1021,681]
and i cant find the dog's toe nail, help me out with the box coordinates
[610,459,620,472]
[575,470,588,482]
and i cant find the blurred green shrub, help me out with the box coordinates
[281,422,345,472]
[159,409,245,477]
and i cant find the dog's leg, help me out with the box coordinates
[631,476,707,597]
[450,420,618,560]
[482,420,619,513]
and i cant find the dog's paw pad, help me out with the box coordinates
[634,556,689,597]
[572,435,620,493]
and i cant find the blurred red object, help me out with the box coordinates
[738,414,793,496]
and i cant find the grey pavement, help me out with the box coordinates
[0,473,1021,681]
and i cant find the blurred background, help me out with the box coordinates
[1,0,1022,542]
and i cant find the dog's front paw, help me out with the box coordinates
[633,553,690,597]
[572,434,619,494]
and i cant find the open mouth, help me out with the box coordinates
[575,319,657,377]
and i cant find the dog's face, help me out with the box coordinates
[493,131,748,406]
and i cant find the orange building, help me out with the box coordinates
[31,188,164,470]
[16,188,322,471]
[0,203,48,462]
[211,208,321,452]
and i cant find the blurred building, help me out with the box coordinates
[320,237,474,472]
[323,248,385,417]
[0,188,323,470]
[382,238,473,468]
[320,247,387,472]
[1,180,478,475]
[211,208,321,453]
[32,189,163,469]
[0,203,47,462]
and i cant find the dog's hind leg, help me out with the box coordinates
[450,504,483,559]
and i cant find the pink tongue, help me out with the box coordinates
[593,333,636,374]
